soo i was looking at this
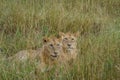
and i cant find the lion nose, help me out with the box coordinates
[67,44,71,47]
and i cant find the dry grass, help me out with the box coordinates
[0,0,120,80]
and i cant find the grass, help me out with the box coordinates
[0,0,120,80]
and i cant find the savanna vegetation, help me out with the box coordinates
[0,0,120,80]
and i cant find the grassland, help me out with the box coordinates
[0,0,120,80]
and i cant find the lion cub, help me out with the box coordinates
[36,37,63,72]
[59,32,79,63]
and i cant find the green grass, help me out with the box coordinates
[0,0,120,80]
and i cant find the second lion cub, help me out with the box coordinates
[59,32,79,63]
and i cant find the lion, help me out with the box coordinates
[36,37,64,73]
[58,32,79,64]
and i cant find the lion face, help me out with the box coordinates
[43,37,63,60]
[59,32,79,53]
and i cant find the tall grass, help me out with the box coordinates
[0,0,120,80]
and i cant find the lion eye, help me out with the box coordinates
[57,44,60,46]
[49,44,53,47]
[71,38,74,40]
[64,38,68,40]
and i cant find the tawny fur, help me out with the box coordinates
[59,32,79,63]
[8,49,41,62]
[36,37,64,72]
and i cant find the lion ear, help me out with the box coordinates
[59,32,65,39]
[43,37,49,43]
[59,32,65,36]
[58,37,62,42]
[74,31,80,37]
